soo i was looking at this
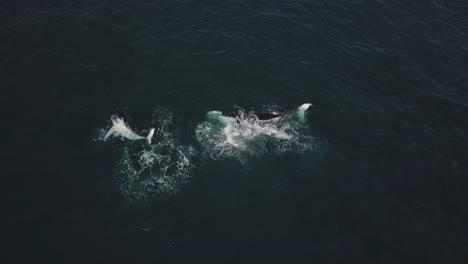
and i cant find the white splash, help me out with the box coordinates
[196,104,317,162]
[99,108,195,204]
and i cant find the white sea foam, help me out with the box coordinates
[195,105,317,163]
[96,104,316,201]
[99,108,195,204]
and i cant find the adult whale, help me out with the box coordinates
[219,103,313,123]
[104,114,155,144]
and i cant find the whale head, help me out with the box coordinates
[111,114,124,125]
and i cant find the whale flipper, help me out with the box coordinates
[147,128,155,144]
[104,127,116,141]
[297,103,312,123]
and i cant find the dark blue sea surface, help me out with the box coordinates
[3,0,468,263]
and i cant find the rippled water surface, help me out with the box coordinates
[3,0,468,263]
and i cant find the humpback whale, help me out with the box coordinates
[222,111,282,121]
[219,103,313,122]
[104,114,155,144]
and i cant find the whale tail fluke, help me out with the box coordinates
[147,128,155,144]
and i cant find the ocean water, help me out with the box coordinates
[3,0,468,263]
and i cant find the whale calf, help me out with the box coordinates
[104,114,155,144]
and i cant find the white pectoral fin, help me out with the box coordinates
[104,127,116,141]
[297,103,313,123]
[146,128,155,144]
